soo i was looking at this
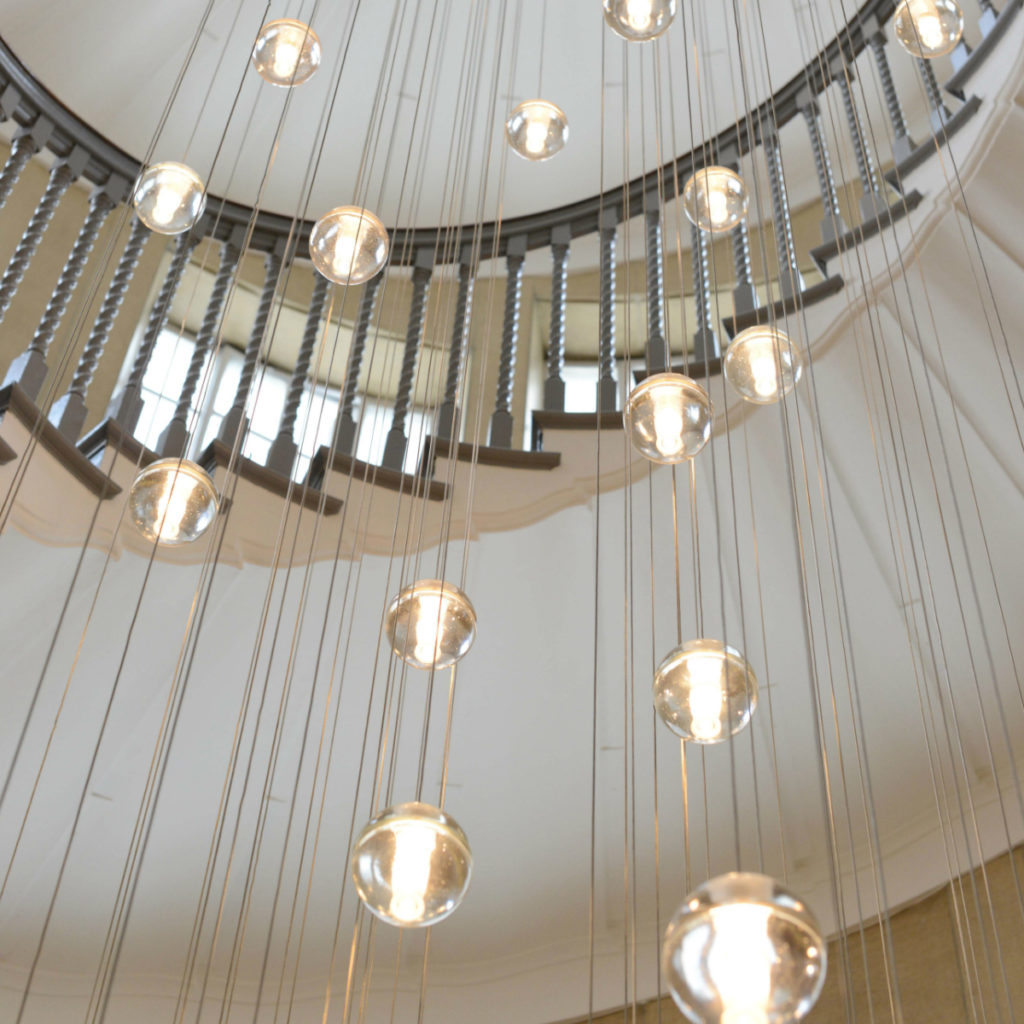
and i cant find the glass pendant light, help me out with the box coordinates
[682,167,749,234]
[251,18,321,86]
[385,579,477,670]
[625,373,712,464]
[309,206,389,285]
[663,873,826,1024]
[653,639,757,743]
[724,325,803,404]
[505,100,569,162]
[132,162,207,235]
[603,0,677,41]
[128,458,218,545]
[351,802,472,927]
[893,0,963,57]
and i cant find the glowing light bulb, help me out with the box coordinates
[749,345,780,399]
[272,40,301,79]
[524,117,549,155]
[133,162,206,235]
[724,326,802,405]
[388,822,437,924]
[625,0,655,30]
[330,231,358,281]
[412,592,450,668]
[652,394,686,458]
[150,185,183,228]
[893,0,963,56]
[153,471,192,542]
[707,188,730,228]
[915,10,944,47]
[686,652,726,742]
[707,904,776,1024]
[128,459,218,546]
[309,207,389,285]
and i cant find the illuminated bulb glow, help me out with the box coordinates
[524,118,550,155]
[272,40,301,79]
[707,188,730,228]
[748,341,781,399]
[652,392,686,458]
[388,823,437,924]
[701,904,775,1024]
[686,652,726,742]
[625,0,655,29]
[150,186,184,228]
[412,592,450,668]
[153,469,197,543]
[331,231,359,281]
[911,2,945,47]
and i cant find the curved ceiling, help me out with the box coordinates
[1,0,881,227]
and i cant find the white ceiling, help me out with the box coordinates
[0,0,932,230]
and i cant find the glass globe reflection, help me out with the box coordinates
[132,162,206,235]
[625,373,712,464]
[893,0,963,57]
[663,873,826,1024]
[682,167,749,234]
[251,18,321,86]
[603,0,677,41]
[724,326,803,404]
[128,458,218,545]
[351,802,472,927]
[653,639,757,743]
[385,579,477,670]
[309,206,389,285]
[505,100,569,162]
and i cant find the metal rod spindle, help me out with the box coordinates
[544,226,571,412]
[0,134,37,212]
[265,272,331,475]
[644,195,668,374]
[217,248,283,447]
[731,220,758,317]
[489,236,528,449]
[763,129,805,299]
[50,215,151,440]
[109,230,201,432]
[799,97,848,244]
[157,238,242,457]
[436,249,475,441]
[691,222,719,363]
[833,63,890,221]
[0,161,76,329]
[597,209,618,412]
[918,58,951,131]
[332,271,381,455]
[869,32,914,163]
[382,250,434,470]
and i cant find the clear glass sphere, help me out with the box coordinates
[663,872,826,1024]
[654,639,757,743]
[385,579,477,670]
[603,0,677,40]
[309,206,389,285]
[724,326,803,404]
[251,18,321,86]
[128,458,218,545]
[132,162,206,235]
[682,167,749,234]
[625,373,712,464]
[505,100,569,162]
[351,802,472,927]
[893,0,963,57]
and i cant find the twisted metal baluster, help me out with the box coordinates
[800,100,847,243]
[869,33,913,162]
[731,220,758,317]
[51,216,151,440]
[488,240,526,448]
[0,161,75,326]
[158,240,241,457]
[436,254,474,441]
[266,272,331,475]
[597,213,618,411]
[544,230,570,412]
[0,135,36,212]
[644,201,668,374]
[691,222,719,363]
[110,231,200,432]
[918,58,951,129]
[834,68,889,220]
[218,250,283,446]
[763,131,804,299]
[382,257,433,470]
[333,272,381,454]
